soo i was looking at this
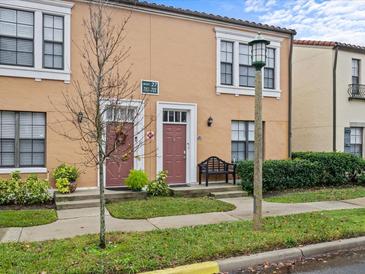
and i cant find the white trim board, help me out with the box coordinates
[156,101,197,184]
[0,167,48,174]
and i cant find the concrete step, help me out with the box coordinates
[210,190,248,199]
[55,190,146,202]
[171,184,241,197]
[56,199,100,210]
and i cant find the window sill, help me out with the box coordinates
[0,167,48,174]
[0,65,70,83]
[216,85,281,98]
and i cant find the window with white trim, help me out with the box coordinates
[0,0,72,82]
[0,111,45,168]
[215,27,281,98]
[163,110,187,123]
[0,8,34,67]
[220,41,233,85]
[264,48,275,89]
[231,121,255,162]
[105,105,135,122]
[345,127,363,157]
[239,44,255,87]
[43,14,64,70]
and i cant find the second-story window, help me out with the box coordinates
[220,40,233,85]
[0,8,34,67]
[239,44,255,87]
[352,59,360,85]
[43,14,64,70]
[264,48,275,89]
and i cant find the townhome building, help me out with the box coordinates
[293,40,365,157]
[0,0,295,188]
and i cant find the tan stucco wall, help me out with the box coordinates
[335,50,365,152]
[0,1,290,187]
[292,45,333,152]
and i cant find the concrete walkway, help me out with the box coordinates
[1,197,365,243]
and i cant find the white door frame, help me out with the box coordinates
[100,99,145,188]
[156,101,197,184]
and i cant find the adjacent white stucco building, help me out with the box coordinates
[293,40,365,157]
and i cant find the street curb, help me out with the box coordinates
[140,261,219,274]
[300,236,365,257]
[218,236,365,272]
[140,236,365,273]
[217,247,302,272]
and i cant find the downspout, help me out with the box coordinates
[288,34,294,158]
[333,45,339,152]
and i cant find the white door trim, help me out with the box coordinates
[156,101,197,184]
[100,99,145,188]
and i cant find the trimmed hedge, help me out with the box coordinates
[238,152,365,193]
[292,152,364,185]
[238,159,321,193]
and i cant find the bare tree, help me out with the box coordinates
[52,0,150,248]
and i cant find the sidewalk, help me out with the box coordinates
[2,197,365,243]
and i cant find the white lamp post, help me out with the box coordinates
[248,33,270,231]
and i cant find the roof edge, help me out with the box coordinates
[102,0,296,35]
[294,39,365,54]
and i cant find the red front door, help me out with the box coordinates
[106,123,134,187]
[163,124,186,184]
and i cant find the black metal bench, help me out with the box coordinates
[198,156,236,186]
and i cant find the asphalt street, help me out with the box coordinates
[238,248,365,274]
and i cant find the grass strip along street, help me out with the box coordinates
[265,186,365,203]
[1,208,365,273]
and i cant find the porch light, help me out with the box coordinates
[77,111,83,123]
[207,116,213,127]
[248,32,270,71]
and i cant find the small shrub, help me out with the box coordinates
[125,170,149,191]
[238,159,321,193]
[53,164,79,182]
[292,152,364,185]
[11,171,21,180]
[146,171,170,196]
[56,178,71,194]
[0,173,51,205]
[358,173,365,184]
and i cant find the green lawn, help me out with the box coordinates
[106,197,236,219]
[1,208,365,273]
[0,209,57,228]
[265,186,365,203]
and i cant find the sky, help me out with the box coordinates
[144,0,365,46]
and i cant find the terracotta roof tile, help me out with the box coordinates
[294,39,365,53]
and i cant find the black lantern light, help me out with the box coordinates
[248,32,270,71]
[207,116,213,127]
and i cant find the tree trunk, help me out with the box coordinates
[253,69,263,231]
[99,150,106,248]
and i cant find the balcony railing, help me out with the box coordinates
[348,84,365,100]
